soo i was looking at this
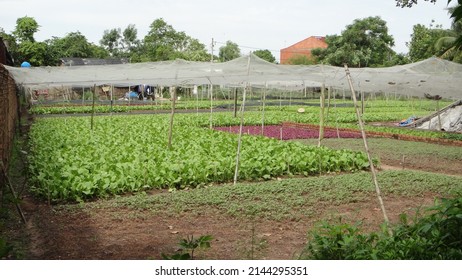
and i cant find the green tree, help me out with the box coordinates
[143,18,187,61]
[7,16,48,66]
[12,16,39,43]
[218,40,240,62]
[435,6,462,61]
[395,0,437,7]
[142,18,209,62]
[99,24,140,59]
[46,32,108,65]
[313,17,395,67]
[407,22,454,61]
[396,0,462,50]
[178,38,210,62]
[100,28,122,57]
[122,24,140,55]
[253,49,276,63]
[287,54,317,65]
[16,40,47,66]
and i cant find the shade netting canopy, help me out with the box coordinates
[4,54,462,99]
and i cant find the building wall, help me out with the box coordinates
[280,36,328,65]
[0,64,18,172]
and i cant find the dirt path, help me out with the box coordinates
[20,191,439,260]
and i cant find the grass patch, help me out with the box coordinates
[298,138,462,164]
[57,170,462,221]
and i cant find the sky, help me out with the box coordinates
[0,0,455,61]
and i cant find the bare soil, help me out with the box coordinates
[19,192,438,260]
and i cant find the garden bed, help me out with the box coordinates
[214,125,362,140]
[283,122,462,147]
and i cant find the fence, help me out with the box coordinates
[0,63,18,171]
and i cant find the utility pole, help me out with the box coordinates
[210,38,215,63]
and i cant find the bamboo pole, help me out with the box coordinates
[261,84,267,136]
[209,84,213,129]
[91,84,96,130]
[195,85,199,116]
[233,55,252,185]
[233,88,238,118]
[333,89,341,138]
[361,88,365,115]
[325,86,332,123]
[1,161,26,223]
[317,84,325,147]
[436,100,442,130]
[168,87,176,149]
[233,85,247,185]
[110,84,114,113]
[344,65,391,230]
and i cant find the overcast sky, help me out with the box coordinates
[0,0,455,61]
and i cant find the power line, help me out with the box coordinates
[214,40,325,55]
[214,41,281,53]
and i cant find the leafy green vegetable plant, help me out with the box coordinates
[161,235,213,260]
[27,115,371,202]
[301,197,462,260]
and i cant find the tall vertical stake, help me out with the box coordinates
[318,84,325,147]
[261,83,267,136]
[233,55,252,185]
[168,87,176,149]
[344,65,391,230]
[209,84,213,129]
[91,84,96,130]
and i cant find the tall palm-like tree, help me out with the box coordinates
[435,5,462,62]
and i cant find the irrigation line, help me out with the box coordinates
[344,65,391,232]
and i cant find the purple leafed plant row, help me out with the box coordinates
[214,125,362,140]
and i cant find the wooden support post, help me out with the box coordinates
[1,161,26,223]
[168,87,176,149]
[233,55,252,185]
[436,100,442,130]
[344,65,391,231]
[318,84,326,147]
[261,84,267,136]
[209,84,213,129]
[233,88,238,118]
[110,84,114,113]
[91,84,96,130]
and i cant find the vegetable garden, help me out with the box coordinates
[26,97,461,203]
[28,113,372,202]
[2,54,462,260]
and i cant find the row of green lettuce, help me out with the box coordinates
[30,99,460,140]
[29,99,450,115]
[28,114,374,202]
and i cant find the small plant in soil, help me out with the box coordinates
[161,235,213,260]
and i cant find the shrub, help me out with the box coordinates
[301,197,462,260]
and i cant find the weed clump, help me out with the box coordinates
[301,197,462,260]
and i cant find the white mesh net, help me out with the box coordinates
[4,54,462,100]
